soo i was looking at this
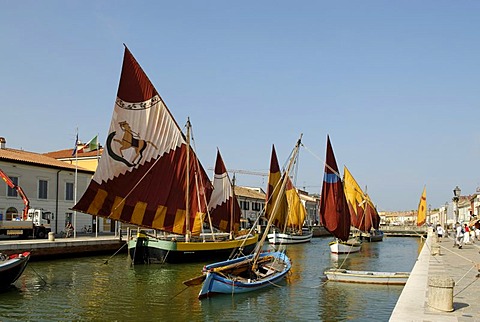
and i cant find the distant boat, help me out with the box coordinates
[324,268,409,285]
[319,136,360,254]
[185,136,303,298]
[72,46,257,264]
[0,251,30,290]
[266,145,312,245]
[343,166,383,243]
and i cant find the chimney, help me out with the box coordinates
[0,137,5,149]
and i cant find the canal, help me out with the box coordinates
[0,236,422,321]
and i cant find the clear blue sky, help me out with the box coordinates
[2,1,479,211]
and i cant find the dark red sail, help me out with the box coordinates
[319,136,351,241]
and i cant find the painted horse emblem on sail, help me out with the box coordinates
[106,121,158,167]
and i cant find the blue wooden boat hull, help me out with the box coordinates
[199,251,291,298]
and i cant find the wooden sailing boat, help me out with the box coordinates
[266,145,312,244]
[319,136,360,254]
[185,136,302,298]
[323,140,407,284]
[72,46,257,264]
[344,166,383,242]
[361,194,383,242]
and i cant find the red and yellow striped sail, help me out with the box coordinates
[72,46,212,235]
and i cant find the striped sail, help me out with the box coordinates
[319,136,351,242]
[72,46,213,235]
[207,150,241,234]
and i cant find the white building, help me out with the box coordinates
[0,137,95,234]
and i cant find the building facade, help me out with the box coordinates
[0,138,95,234]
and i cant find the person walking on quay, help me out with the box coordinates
[454,222,464,249]
[436,225,444,242]
[463,224,470,244]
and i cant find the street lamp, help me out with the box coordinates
[453,186,461,223]
[444,202,448,229]
[428,204,431,225]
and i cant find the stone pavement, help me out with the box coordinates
[390,231,480,321]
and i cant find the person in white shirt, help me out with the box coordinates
[436,225,444,242]
[454,223,464,249]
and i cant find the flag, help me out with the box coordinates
[417,186,427,226]
[78,135,99,153]
[72,133,79,156]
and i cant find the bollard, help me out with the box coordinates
[427,275,454,312]
[48,232,55,241]
[431,244,441,256]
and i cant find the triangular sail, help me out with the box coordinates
[343,166,369,232]
[365,194,381,230]
[72,46,213,235]
[285,178,307,231]
[207,150,241,234]
[417,186,427,226]
[265,145,288,228]
[319,136,351,241]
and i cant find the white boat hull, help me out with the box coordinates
[329,240,361,254]
[324,268,409,285]
[267,232,313,244]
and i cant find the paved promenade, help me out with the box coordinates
[390,231,480,321]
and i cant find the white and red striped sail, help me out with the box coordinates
[207,150,241,233]
[73,46,212,235]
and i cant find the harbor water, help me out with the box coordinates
[0,236,422,321]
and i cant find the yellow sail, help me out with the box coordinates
[343,166,366,216]
[417,186,427,226]
[285,178,307,230]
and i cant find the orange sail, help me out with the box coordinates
[72,46,213,235]
[319,136,351,241]
[417,186,427,226]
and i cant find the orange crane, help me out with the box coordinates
[0,168,30,220]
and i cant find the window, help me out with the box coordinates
[6,207,18,220]
[66,182,74,201]
[239,200,249,211]
[7,176,18,197]
[252,202,262,211]
[39,180,48,199]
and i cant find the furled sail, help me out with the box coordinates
[319,136,351,241]
[72,46,213,235]
[207,150,241,234]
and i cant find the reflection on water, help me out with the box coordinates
[0,237,421,321]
